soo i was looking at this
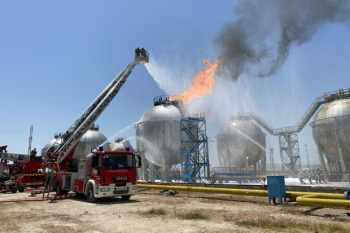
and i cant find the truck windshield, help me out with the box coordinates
[102,153,135,169]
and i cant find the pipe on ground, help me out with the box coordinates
[138,184,349,209]
[286,192,345,200]
[296,194,350,209]
[138,184,268,197]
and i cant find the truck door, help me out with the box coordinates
[91,154,101,184]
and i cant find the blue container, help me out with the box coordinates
[267,176,286,205]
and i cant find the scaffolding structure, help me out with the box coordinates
[180,114,209,183]
[279,133,301,174]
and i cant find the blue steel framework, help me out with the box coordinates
[180,115,208,183]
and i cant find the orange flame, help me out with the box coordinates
[172,59,222,104]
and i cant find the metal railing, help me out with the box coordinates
[236,88,350,135]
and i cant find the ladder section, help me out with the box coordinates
[294,89,350,133]
[45,50,149,164]
[238,112,276,135]
[0,152,31,163]
[42,48,148,199]
[294,96,327,133]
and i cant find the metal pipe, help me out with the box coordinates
[138,184,268,197]
[138,184,349,209]
[286,192,345,200]
[294,193,345,199]
[138,184,346,199]
[296,194,350,209]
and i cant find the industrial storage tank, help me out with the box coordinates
[136,101,182,167]
[74,124,108,158]
[41,125,108,159]
[216,117,266,167]
[110,137,135,152]
[40,134,63,157]
[311,99,350,165]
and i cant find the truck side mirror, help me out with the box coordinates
[91,147,97,153]
[136,155,141,168]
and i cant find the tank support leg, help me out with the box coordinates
[149,162,154,182]
[317,145,329,182]
[334,131,347,181]
[161,150,167,182]
[141,153,146,181]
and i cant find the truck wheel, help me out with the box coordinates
[56,182,61,194]
[11,186,18,193]
[56,182,68,195]
[87,184,97,203]
[121,195,131,200]
[18,187,25,192]
[11,165,22,174]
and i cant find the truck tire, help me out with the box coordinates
[87,184,97,203]
[11,165,22,174]
[55,182,68,195]
[19,186,25,192]
[11,186,18,193]
[121,195,131,200]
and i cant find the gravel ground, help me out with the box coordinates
[0,189,349,233]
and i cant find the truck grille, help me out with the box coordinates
[113,177,129,182]
[113,188,129,194]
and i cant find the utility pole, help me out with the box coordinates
[28,125,33,155]
[304,143,310,168]
[270,148,275,173]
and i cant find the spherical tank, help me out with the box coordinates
[312,99,350,164]
[110,138,135,152]
[74,128,108,158]
[216,117,266,167]
[41,128,108,159]
[41,138,63,156]
[136,104,182,167]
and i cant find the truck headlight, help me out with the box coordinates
[100,187,110,192]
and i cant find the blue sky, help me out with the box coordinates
[0,1,349,167]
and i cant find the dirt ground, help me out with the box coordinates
[0,189,349,233]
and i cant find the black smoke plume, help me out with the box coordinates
[216,0,350,81]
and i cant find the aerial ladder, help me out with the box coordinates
[0,143,44,192]
[0,148,42,175]
[42,48,149,199]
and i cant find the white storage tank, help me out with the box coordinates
[312,99,350,166]
[136,101,182,167]
[41,124,108,159]
[216,116,266,167]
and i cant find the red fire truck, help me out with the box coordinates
[0,154,45,192]
[52,147,140,202]
[42,48,148,202]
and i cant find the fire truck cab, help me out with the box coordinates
[53,147,141,202]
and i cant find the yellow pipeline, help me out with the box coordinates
[138,184,349,209]
[296,194,350,209]
[286,191,345,200]
[138,184,268,197]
